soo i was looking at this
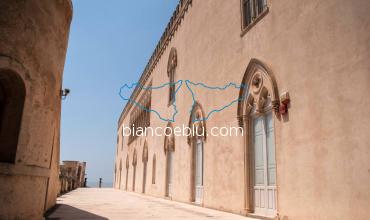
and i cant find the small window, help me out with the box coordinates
[0,70,26,164]
[241,0,268,32]
[167,48,177,106]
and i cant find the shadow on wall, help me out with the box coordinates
[45,204,108,220]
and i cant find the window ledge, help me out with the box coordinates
[240,7,269,37]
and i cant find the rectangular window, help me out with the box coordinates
[243,0,253,27]
[241,0,268,32]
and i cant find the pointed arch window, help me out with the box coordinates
[167,48,177,105]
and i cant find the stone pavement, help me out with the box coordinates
[46,188,258,220]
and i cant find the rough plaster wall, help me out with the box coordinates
[0,0,72,219]
[0,176,47,219]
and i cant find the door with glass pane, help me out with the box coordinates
[166,151,173,197]
[195,139,204,204]
[252,112,277,216]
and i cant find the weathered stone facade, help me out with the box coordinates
[0,1,72,219]
[59,161,86,195]
[115,0,370,219]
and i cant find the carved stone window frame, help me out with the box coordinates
[187,101,207,146]
[167,48,177,106]
[237,58,280,213]
[164,122,175,154]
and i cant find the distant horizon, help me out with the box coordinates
[61,0,179,183]
[86,181,113,188]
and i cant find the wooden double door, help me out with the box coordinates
[251,112,277,217]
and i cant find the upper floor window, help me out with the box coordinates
[241,0,268,32]
[167,48,177,105]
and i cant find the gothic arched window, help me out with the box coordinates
[167,48,177,105]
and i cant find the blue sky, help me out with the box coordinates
[61,0,178,185]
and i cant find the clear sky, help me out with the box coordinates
[61,0,179,185]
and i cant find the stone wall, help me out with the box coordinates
[0,1,72,219]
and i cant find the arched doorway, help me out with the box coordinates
[125,154,129,190]
[119,159,122,189]
[142,141,148,193]
[0,70,26,163]
[152,154,156,184]
[132,149,137,191]
[237,59,279,217]
[164,122,175,198]
[188,101,207,204]
[114,164,117,187]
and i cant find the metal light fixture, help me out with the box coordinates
[61,88,70,100]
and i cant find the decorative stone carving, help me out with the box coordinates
[187,101,207,145]
[237,59,280,126]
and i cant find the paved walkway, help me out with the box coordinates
[46,188,257,220]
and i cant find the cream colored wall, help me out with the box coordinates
[0,1,72,219]
[117,0,370,219]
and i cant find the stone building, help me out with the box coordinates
[115,0,370,219]
[0,1,72,219]
[59,161,87,194]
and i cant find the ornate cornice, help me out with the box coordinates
[118,0,192,127]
